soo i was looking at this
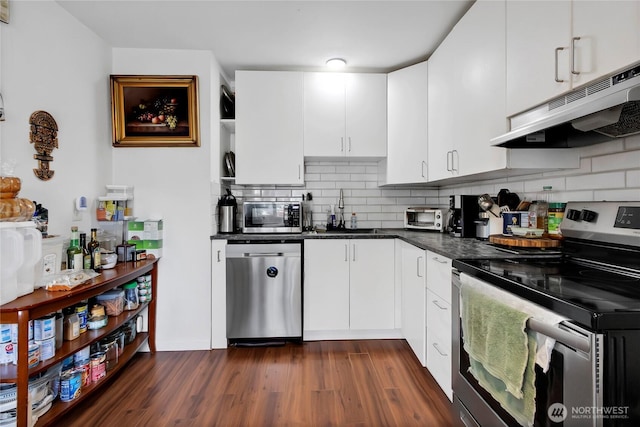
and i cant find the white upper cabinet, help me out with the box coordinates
[385,61,429,184]
[235,71,304,185]
[506,0,640,116]
[428,0,509,182]
[304,72,387,158]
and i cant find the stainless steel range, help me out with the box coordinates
[452,201,640,427]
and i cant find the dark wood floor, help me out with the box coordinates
[64,340,453,427]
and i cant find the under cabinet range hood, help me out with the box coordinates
[492,63,640,148]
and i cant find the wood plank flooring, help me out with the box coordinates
[64,340,453,427]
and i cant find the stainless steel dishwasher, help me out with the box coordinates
[226,241,302,343]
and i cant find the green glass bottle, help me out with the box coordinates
[80,232,91,270]
[66,226,82,271]
[88,228,102,272]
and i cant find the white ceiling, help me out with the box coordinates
[56,0,474,80]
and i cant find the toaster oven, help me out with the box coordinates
[404,207,444,232]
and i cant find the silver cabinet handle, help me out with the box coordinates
[352,243,356,262]
[217,250,221,263]
[348,137,352,152]
[417,256,423,277]
[433,342,448,357]
[341,137,344,152]
[571,37,581,75]
[554,47,565,82]
[298,164,301,180]
[344,244,348,262]
[432,256,447,264]
[432,300,448,310]
[446,151,452,172]
[451,150,459,172]
[421,160,426,178]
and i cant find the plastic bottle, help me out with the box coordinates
[331,205,337,229]
[350,212,358,229]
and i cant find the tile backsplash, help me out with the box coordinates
[213,134,640,233]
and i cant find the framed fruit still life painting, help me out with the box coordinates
[110,75,200,147]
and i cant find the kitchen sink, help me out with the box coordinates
[324,228,380,234]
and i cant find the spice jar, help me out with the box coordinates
[122,282,139,310]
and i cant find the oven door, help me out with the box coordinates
[452,269,603,427]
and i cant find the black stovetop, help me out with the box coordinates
[454,240,640,331]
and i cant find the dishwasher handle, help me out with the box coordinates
[243,252,285,257]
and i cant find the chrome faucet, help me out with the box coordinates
[337,188,345,229]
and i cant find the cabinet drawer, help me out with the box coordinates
[426,289,451,355]
[426,251,452,303]
[427,335,453,401]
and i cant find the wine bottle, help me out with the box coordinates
[80,232,91,270]
[66,226,82,271]
[88,228,102,271]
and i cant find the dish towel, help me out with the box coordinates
[460,276,537,427]
[460,272,567,373]
[460,278,531,399]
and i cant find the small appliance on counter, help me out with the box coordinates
[242,201,302,234]
[218,189,238,234]
[448,195,479,238]
[404,207,444,232]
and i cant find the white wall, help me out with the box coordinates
[0,0,112,235]
[112,48,221,351]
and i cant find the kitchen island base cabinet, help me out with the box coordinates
[303,239,395,339]
[0,259,159,427]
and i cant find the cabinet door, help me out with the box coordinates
[349,239,395,330]
[345,73,387,158]
[303,240,350,331]
[211,240,227,348]
[426,251,452,304]
[400,242,426,366]
[387,62,429,184]
[572,1,640,87]
[506,0,571,116]
[427,39,455,182]
[303,72,346,157]
[235,71,304,185]
[453,0,508,177]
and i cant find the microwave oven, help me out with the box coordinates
[404,207,444,232]
[242,201,302,233]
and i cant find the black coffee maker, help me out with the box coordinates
[448,195,478,238]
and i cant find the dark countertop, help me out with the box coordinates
[211,229,517,260]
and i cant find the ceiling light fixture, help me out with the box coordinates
[326,58,347,69]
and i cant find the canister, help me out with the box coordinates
[0,341,15,365]
[122,282,139,310]
[75,302,88,333]
[548,202,566,236]
[33,314,56,341]
[28,342,40,368]
[90,351,106,382]
[74,345,91,365]
[37,336,56,361]
[59,371,82,402]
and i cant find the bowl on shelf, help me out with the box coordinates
[101,252,118,269]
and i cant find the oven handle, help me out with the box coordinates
[452,270,591,354]
[527,318,591,354]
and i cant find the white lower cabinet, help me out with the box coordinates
[400,241,427,366]
[211,240,227,349]
[425,251,453,401]
[303,239,395,335]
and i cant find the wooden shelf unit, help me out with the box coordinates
[0,259,159,427]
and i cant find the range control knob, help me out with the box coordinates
[566,209,582,221]
[579,209,598,222]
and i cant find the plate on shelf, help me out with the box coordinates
[224,151,235,177]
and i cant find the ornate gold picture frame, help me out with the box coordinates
[110,75,200,147]
[0,0,9,24]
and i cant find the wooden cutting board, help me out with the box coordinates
[489,234,562,248]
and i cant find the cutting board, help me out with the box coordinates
[489,234,562,248]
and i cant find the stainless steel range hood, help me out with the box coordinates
[492,63,640,148]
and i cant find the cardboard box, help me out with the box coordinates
[143,220,163,240]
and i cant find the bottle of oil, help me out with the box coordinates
[80,232,91,269]
[88,228,102,271]
[66,226,82,271]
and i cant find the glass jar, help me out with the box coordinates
[548,202,566,238]
[122,282,139,310]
